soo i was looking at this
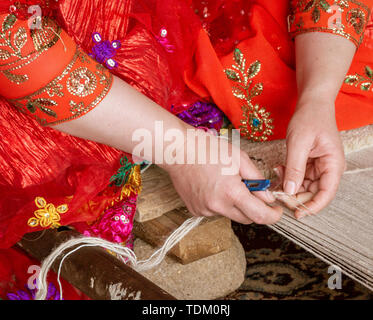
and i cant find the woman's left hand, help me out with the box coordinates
[282,99,346,219]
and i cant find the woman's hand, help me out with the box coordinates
[283,99,346,218]
[285,31,356,218]
[163,130,283,225]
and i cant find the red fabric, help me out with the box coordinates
[0,1,59,19]
[185,0,373,141]
[0,0,202,249]
[57,0,201,110]
[0,98,124,248]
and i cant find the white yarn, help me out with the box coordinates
[343,167,373,175]
[35,216,203,300]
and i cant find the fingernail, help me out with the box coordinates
[266,190,276,202]
[296,211,307,220]
[273,167,280,177]
[284,180,296,195]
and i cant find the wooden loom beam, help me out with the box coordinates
[17,229,176,300]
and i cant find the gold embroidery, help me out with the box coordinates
[26,98,58,118]
[67,67,97,97]
[303,0,331,23]
[0,14,62,84]
[347,8,366,34]
[46,83,64,97]
[96,63,111,86]
[28,197,68,229]
[289,0,371,46]
[345,65,373,91]
[9,48,113,125]
[224,48,274,142]
[30,18,61,52]
[2,69,28,83]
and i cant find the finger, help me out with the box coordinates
[230,183,283,224]
[201,194,253,224]
[295,165,341,219]
[277,192,314,211]
[284,136,312,195]
[308,180,319,194]
[302,179,313,191]
[273,165,284,181]
[224,206,253,225]
[240,153,275,203]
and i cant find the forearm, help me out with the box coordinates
[295,32,356,108]
[54,75,190,166]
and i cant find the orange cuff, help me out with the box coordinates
[289,0,372,47]
[0,13,113,126]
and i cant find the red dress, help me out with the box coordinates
[0,0,373,299]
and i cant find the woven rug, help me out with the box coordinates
[223,125,373,300]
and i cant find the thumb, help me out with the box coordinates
[284,136,311,195]
[239,152,276,203]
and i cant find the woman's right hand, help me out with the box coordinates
[162,130,283,225]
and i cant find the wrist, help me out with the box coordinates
[155,121,191,173]
[296,90,336,113]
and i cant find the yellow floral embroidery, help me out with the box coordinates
[28,197,68,229]
[224,48,274,142]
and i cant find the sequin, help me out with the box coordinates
[0,14,62,84]
[289,0,370,46]
[344,65,373,91]
[82,195,136,244]
[67,67,97,97]
[9,48,113,125]
[347,8,366,34]
[90,32,120,70]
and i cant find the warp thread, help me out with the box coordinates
[343,167,373,174]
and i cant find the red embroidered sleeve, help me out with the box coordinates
[289,0,373,47]
[0,13,113,126]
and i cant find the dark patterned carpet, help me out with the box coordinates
[222,223,373,300]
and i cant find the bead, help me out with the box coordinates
[111,40,121,49]
[106,58,117,69]
[160,28,167,38]
[92,32,102,44]
[252,118,260,127]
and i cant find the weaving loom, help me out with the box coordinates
[24,125,373,299]
[240,125,373,291]
[134,124,373,294]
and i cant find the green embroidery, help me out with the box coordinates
[110,156,136,187]
[224,48,274,142]
[303,0,331,23]
[345,65,373,91]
